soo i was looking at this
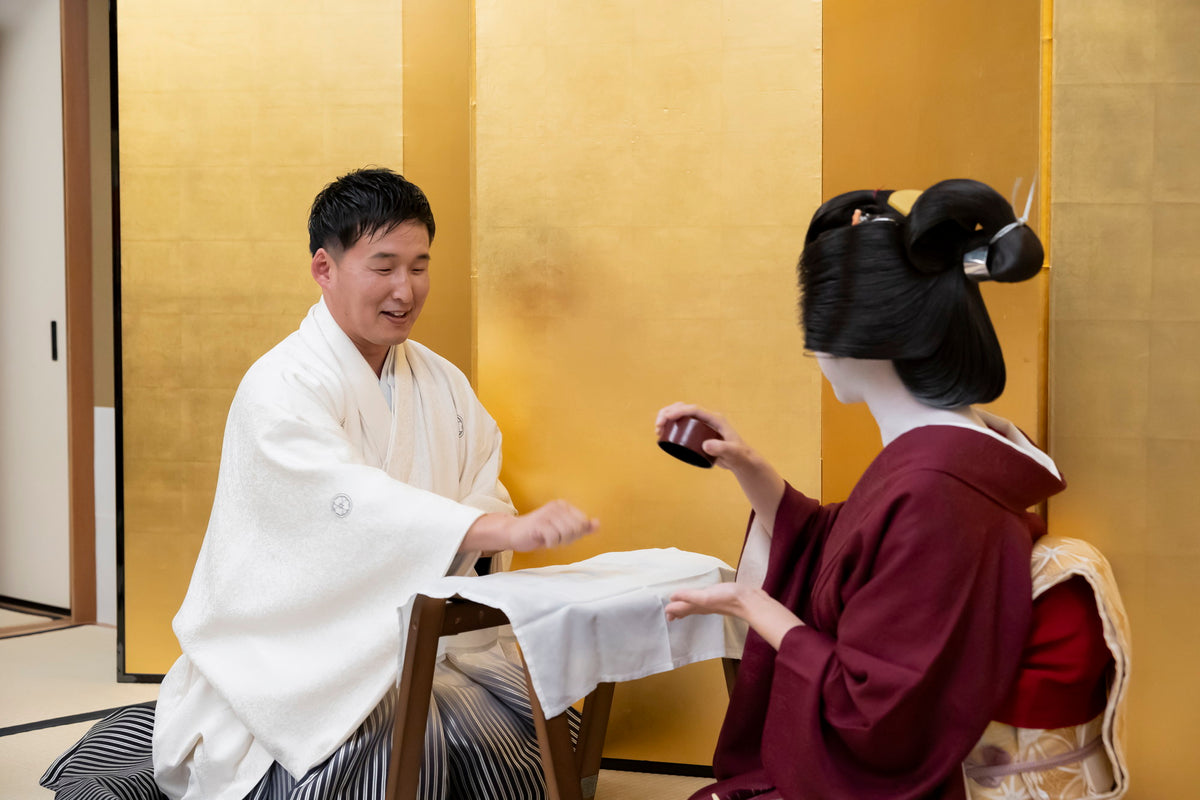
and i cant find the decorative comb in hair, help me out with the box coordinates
[856,189,922,224]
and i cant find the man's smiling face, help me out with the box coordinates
[311,219,431,374]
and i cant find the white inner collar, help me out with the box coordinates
[378,346,396,410]
[926,409,1061,480]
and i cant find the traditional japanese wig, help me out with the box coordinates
[799,179,1044,408]
[308,167,436,256]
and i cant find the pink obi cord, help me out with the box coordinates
[964,736,1104,788]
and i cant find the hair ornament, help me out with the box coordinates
[886,189,923,216]
[857,210,897,225]
[961,173,1038,281]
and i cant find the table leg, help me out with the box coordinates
[575,682,615,799]
[522,653,584,800]
[385,596,447,800]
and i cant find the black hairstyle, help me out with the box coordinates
[798,178,1044,408]
[307,167,436,256]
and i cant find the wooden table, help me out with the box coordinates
[385,594,616,800]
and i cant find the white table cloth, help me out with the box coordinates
[399,548,746,718]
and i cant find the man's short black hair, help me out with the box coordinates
[307,167,436,256]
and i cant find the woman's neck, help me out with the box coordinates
[869,391,984,447]
[832,358,985,447]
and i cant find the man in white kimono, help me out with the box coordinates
[144,168,598,800]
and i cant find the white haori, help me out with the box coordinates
[154,299,515,800]
[401,548,746,719]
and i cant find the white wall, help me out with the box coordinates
[0,0,70,608]
[95,407,116,625]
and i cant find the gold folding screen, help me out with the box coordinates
[117,0,409,674]
[473,1,824,763]
[1047,0,1200,794]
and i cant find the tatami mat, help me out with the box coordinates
[596,769,710,798]
[0,625,158,798]
[0,720,92,798]
[0,607,56,627]
[0,625,159,730]
[0,625,710,798]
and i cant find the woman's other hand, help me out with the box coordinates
[667,582,804,651]
[665,581,748,620]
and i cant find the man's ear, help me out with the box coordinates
[311,248,334,288]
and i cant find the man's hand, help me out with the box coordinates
[508,499,599,551]
[463,500,599,554]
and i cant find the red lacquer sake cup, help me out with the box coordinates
[658,415,723,468]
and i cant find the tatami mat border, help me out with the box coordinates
[0,623,84,641]
[0,596,71,618]
[0,700,156,739]
[599,757,714,778]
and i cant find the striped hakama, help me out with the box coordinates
[41,651,575,800]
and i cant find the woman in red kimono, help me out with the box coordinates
[659,180,1111,800]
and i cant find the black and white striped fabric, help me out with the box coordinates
[38,704,161,800]
[41,651,576,800]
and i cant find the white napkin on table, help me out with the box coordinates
[399,547,746,718]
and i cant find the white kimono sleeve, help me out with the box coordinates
[169,363,484,778]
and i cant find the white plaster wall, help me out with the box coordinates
[0,0,70,608]
[94,407,116,625]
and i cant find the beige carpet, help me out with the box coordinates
[0,625,710,799]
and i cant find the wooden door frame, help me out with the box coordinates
[62,0,96,625]
[0,0,96,638]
